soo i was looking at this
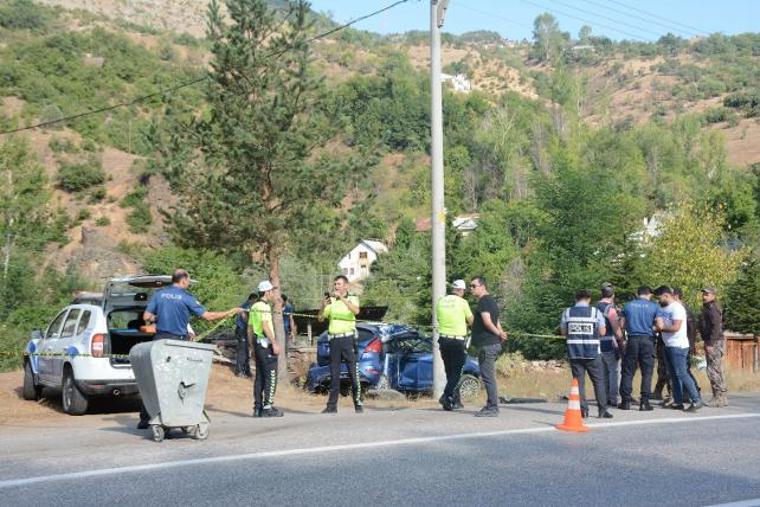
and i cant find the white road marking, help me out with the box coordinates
[0,412,758,489]
[705,499,760,507]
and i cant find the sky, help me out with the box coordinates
[307,0,760,42]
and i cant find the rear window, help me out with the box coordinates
[75,311,92,335]
[60,309,81,338]
[388,332,431,353]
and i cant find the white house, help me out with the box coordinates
[441,73,472,93]
[338,239,388,282]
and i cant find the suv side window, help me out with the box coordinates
[75,310,92,335]
[61,309,81,338]
[45,311,69,340]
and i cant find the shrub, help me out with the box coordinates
[49,137,78,153]
[77,208,91,221]
[57,159,105,192]
[88,187,106,203]
[0,0,51,30]
[126,203,152,233]
[95,216,110,227]
[119,186,149,208]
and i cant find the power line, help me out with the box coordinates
[0,0,414,136]
[452,2,534,31]
[519,0,649,42]
[576,0,698,38]
[605,0,711,36]
[547,0,665,39]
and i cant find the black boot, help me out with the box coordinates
[617,400,631,410]
[639,400,653,411]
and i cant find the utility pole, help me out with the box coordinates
[430,0,448,399]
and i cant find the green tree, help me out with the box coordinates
[0,138,55,287]
[531,13,564,63]
[157,0,368,376]
[645,203,744,306]
[725,256,760,334]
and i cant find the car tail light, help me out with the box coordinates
[363,338,382,354]
[91,334,105,358]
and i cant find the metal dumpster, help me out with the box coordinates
[129,339,215,442]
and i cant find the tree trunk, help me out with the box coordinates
[267,248,288,382]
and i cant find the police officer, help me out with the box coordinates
[560,289,613,419]
[138,268,241,429]
[436,279,474,411]
[250,281,284,418]
[596,283,623,407]
[234,292,255,378]
[319,275,363,414]
[618,286,659,411]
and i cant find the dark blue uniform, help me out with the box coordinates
[146,286,206,338]
[619,297,659,408]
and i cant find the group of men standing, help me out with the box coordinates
[137,268,728,428]
[561,283,728,419]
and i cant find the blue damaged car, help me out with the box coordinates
[305,322,481,398]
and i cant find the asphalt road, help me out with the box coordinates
[2,394,760,507]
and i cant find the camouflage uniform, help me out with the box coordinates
[700,299,727,406]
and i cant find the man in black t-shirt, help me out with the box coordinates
[470,276,508,417]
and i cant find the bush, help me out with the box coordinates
[126,203,152,233]
[120,186,149,208]
[76,208,91,222]
[57,159,105,192]
[88,187,106,203]
[0,0,52,30]
[49,137,78,153]
[95,216,110,226]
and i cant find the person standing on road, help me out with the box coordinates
[655,287,703,412]
[469,276,507,418]
[281,294,296,345]
[436,279,474,411]
[138,268,242,429]
[618,286,659,411]
[319,275,363,414]
[560,289,613,419]
[673,287,701,403]
[234,292,255,378]
[250,281,284,418]
[596,283,623,408]
[700,287,727,407]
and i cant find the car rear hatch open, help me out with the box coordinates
[104,275,176,365]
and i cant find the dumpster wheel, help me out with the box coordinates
[151,425,165,442]
[192,422,209,441]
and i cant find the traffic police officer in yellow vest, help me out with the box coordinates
[436,279,474,411]
[319,274,363,414]
[249,280,283,418]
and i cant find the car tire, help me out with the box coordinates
[457,374,481,401]
[62,368,88,415]
[22,361,41,401]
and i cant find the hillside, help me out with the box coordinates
[1,1,759,286]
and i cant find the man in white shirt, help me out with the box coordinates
[654,286,703,412]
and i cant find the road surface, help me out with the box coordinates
[1,394,759,506]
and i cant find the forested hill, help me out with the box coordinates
[2,0,760,366]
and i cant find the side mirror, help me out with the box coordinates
[31,329,44,341]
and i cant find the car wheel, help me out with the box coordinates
[22,361,41,401]
[457,374,481,401]
[62,368,88,415]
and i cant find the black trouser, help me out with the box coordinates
[654,337,672,398]
[253,340,278,411]
[478,343,502,411]
[139,332,185,424]
[620,335,655,403]
[440,337,467,403]
[326,335,362,409]
[570,356,608,415]
[235,326,251,376]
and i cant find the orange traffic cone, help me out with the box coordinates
[556,378,589,433]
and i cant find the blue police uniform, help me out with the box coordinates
[619,297,659,409]
[234,299,254,376]
[596,300,620,406]
[146,286,206,338]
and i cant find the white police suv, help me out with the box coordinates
[22,275,172,414]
